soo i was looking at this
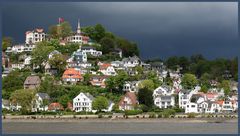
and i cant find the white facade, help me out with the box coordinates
[24,56,32,65]
[6,44,36,53]
[178,86,201,109]
[32,93,50,112]
[99,66,117,76]
[11,63,25,70]
[73,93,94,112]
[122,56,141,68]
[25,29,46,44]
[66,20,89,44]
[81,47,102,57]
[185,102,199,113]
[153,86,175,108]
[123,81,141,93]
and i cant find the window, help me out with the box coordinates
[191,105,195,108]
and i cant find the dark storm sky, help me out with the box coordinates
[2,2,239,60]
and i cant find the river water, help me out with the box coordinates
[3,119,238,134]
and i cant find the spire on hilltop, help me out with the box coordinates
[77,19,81,34]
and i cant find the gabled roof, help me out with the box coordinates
[119,92,138,106]
[81,46,96,50]
[37,93,50,100]
[62,68,82,79]
[24,75,41,85]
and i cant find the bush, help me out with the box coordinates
[162,109,176,118]
[172,107,184,113]
[187,113,196,118]
[98,114,103,118]
[148,112,156,118]
[124,110,143,115]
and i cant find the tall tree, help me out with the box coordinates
[92,96,109,112]
[48,54,67,75]
[100,37,116,54]
[138,87,153,108]
[31,41,55,72]
[181,73,198,90]
[10,89,36,113]
[2,37,13,51]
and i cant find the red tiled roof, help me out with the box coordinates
[99,63,111,70]
[62,68,82,79]
[216,100,224,105]
[48,102,64,111]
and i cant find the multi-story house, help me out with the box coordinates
[32,93,50,112]
[62,68,83,84]
[123,81,141,93]
[25,28,46,44]
[122,55,141,68]
[24,75,41,89]
[118,92,138,111]
[178,86,201,109]
[90,75,109,88]
[98,63,117,76]
[67,49,87,63]
[153,85,175,108]
[66,20,89,45]
[73,92,95,112]
[81,46,102,57]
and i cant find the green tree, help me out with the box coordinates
[199,73,211,89]
[181,73,198,90]
[139,80,155,91]
[2,37,13,51]
[166,56,179,70]
[58,94,71,108]
[31,41,55,72]
[48,21,73,39]
[220,80,230,96]
[48,53,67,76]
[10,89,36,113]
[2,70,31,99]
[92,96,109,112]
[138,87,153,109]
[100,37,116,54]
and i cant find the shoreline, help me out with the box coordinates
[2,117,238,123]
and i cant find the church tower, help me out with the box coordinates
[77,19,81,34]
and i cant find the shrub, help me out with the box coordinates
[162,109,176,118]
[157,113,163,118]
[124,110,143,115]
[148,112,156,118]
[187,113,196,118]
[98,114,103,118]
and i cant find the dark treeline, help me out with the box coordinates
[146,54,238,82]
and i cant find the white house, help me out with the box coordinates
[6,44,36,53]
[123,81,141,93]
[66,20,89,45]
[67,49,87,63]
[98,63,117,76]
[198,101,221,113]
[11,63,25,70]
[185,102,199,113]
[24,56,32,65]
[153,85,175,108]
[122,55,141,68]
[178,86,201,109]
[73,92,95,112]
[2,99,10,110]
[25,28,46,44]
[81,46,102,57]
[32,93,50,112]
